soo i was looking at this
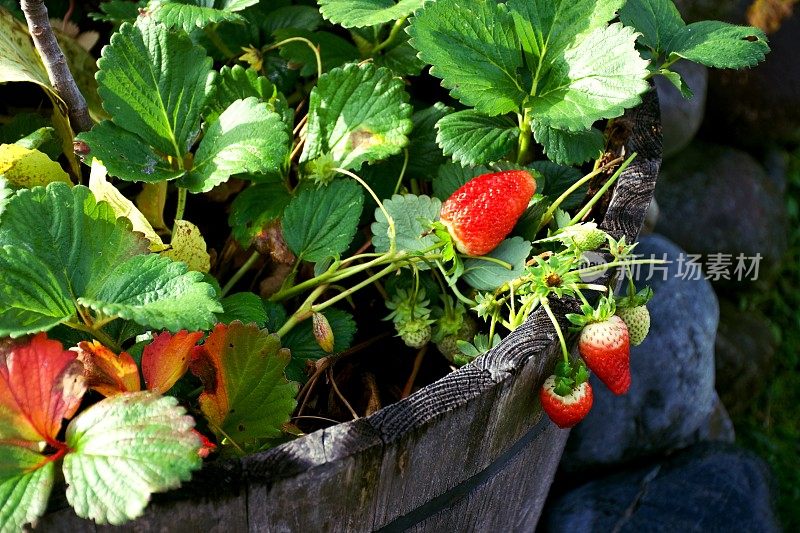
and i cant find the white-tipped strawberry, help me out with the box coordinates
[540,376,593,429]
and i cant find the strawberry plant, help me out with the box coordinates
[0,0,768,528]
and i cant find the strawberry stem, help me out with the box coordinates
[537,156,624,231]
[335,167,396,254]
[569,152,636,225]
[540,297,570,365]
[267,37,323,76]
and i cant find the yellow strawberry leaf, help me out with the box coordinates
[0,9,81,176]
[162,219,211,273]
[88,160,168,252]
[0,143,71,188]
[135,182,169,233]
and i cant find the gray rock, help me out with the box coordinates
[690,392,735,443]
[655,143,787,278]
[562,234,718,470]
[672,0,743,22]
[714,298,776,416]
[705,11,800,146]
[543,443,780,533]
[655,61,708,158]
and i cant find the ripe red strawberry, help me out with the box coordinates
[540,375,593,428]
[578,315,631,395]
[440,169,536,256]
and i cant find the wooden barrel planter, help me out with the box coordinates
[37,90,662,533]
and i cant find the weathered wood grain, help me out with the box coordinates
[37,90,661,532]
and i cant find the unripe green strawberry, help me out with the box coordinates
[436,316,477,361]
[397,318,432,349]
[556,222,608,251]
[617,305,650,346]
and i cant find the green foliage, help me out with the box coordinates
[282,308,356,382]
[318,0,423,28]
[63,392,202,525]
[0,184,220,336]
[462,237,532,291]
[371,194,441,254]
[301,63,412,172]
[0,447,54,533]
[532,123,605,166]
[89,19,214,163]
[273,28,359,77]
[282,180,364,262]
[432,163,487,200]
[229,181,291,247]
[149,0,259,32]
[78,20,290,191]
[436,111,518,167]
[408,0,525,116]
[192,322,297,446]
[620,0,769,68]
[178,98,290,193]
[216,292,269,326]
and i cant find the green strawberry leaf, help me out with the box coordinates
[282,308,356,382]
[216,292,268,326]
[301,63,412,171]
[77,121,185,183]
[436,111,518,167]
[531,122,605,165]
[462,237,532,291]
[666,21,769,69]
[90,0,146,24]
[657,68,694,99]
[432,163,488,200]
[178,98,291,193]
[229,181,292,247]
[318,0,423,28]
[191,322,297,446]
[620,0,769,68]
[0,184,221,336]
[263,5,323,34]
[78,254,221,332]
[408,0,525,116]
[95,19,213,160]
[371,194,441,254]
[524,23,650,131]
[0,177,10,219]
[373,37,426,77]
[150,0,259,32]
[273,28,359,77]
[618,0,684,53]
[77,19,214,182]
[262,300,288,333]
[0,446,55,533]
[404,102,453,180]
[508,0,625,62]
[532,161,586,210]
[282,180,364,263]
[206,65,291,126]
[63,392,202,525]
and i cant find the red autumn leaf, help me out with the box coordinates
[141,330,204,393]
[0,333,86,445]
[190,322,296,444]
[75,340,141,397]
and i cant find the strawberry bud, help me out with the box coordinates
[312,312,335,353]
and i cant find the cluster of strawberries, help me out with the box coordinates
[438,168,651,429]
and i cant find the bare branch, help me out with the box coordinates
[20,0,93,133]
